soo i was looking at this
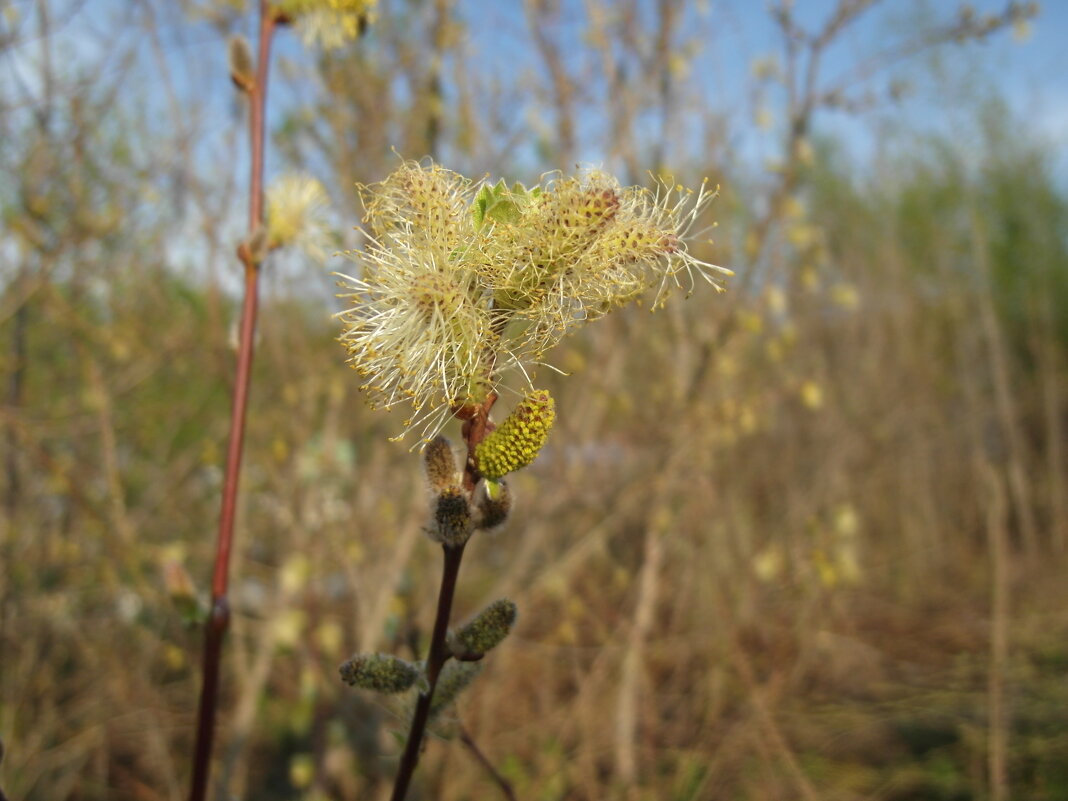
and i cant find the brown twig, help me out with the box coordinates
[458,723,518,801]
[390,394,496,801]
[980,460,1010,801]
[188,5,277,801]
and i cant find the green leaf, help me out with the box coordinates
[485,196,522,225]
[471,184,491,230]
[472,178,535,229]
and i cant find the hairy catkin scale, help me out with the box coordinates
[430,488,472,546]
[591,218,674,267]
[449,599,518,660]
[563,186,620,232]
[473,479,512,530]
[363,163,467,248]
[475,389,555,480]
[339,653,420,694]
[423,435,458,493]
[530,184,622,276]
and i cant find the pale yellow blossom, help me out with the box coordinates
[277,0,376,50]
[266,173,330,258]
[335,161,729,442]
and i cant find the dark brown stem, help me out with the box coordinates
[390,543,465,801]
[188,6,277,801]
[0,736,8,801]
[458,723,518,801]
[390,395,496,801]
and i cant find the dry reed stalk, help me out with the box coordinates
[86,358,135,548]
[980,459,1010,801]
[972,214,1040,558]
[1039,322,1068,553]
[357,518,423,653]
[729,644,820,801]
[614,505,666,791]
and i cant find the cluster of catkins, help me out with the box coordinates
[335,160,723,727]
[338,387,554,714]
[339,592,517,710]
[335,161,725,443]
[338,588,516,716]
[424,389,555,546]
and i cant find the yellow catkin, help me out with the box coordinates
[475,390,555,479]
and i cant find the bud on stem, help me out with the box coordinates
[473,478,512,530]
[448,599,518,660]
[339,653,420,694]
[228,36,255,93]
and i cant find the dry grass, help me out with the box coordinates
[2,2,1065,800]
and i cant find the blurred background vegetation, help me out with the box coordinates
[2,0,1067,799]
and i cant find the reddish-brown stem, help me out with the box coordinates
[189,6,276,801]
[461,392,497,491]
[390,395,496,801]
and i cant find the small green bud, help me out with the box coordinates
[473,478,512,531]
[430,661,483,718]
[472,179,527,229]
[475,389,555,479]
[339,653,420,694]
[228,35,255,92]
[428,487,472,547]
[448,599,518,660]
[423,435,458,493]
[470,185,490,230]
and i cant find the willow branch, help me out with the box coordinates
[389,394,497,801]
[188,5,277,801]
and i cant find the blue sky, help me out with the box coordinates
[2,0,1065,214]
[0,0,1063,299]
[449,1,1067,173]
